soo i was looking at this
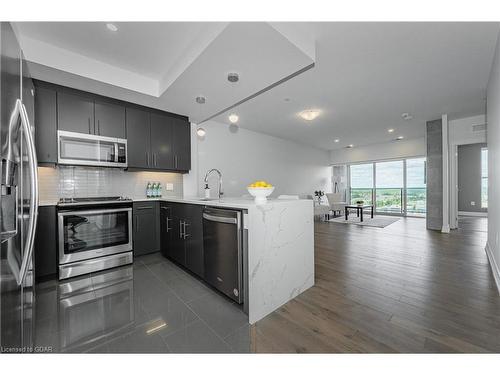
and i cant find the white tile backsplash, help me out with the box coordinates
[38,166,183,203]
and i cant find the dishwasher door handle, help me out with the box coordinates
[203,213,238,225]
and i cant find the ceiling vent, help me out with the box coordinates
[472,123,487,132]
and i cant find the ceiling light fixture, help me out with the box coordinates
[388,128,394,133]
[401,113,413,121]
[346,144,354,148]
[195,96,206,104]
[396,136,404,140]
[227,72,239,83]
[228,114,239,124]
[299,109,320,121]
[196,127,206,137]
[106,23,118,32]
[334,139,340,143]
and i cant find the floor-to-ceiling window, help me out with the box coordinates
[406,157,427,216]
[349,163,373,205]
[347,157,427,217]
[481,147,488,208]
[375,160,404,214]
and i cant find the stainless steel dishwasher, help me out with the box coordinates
[202,207,243,304]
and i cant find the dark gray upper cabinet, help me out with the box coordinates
[57,91,94,134]
[126,107,151,169]
[33,80,190,172]
[94,100,126,138]
[34,86,58,164]
[133,202,160,256]
[172,117,191,171]
[150,113,174,170]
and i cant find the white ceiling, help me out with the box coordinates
[212,22,500,150]
[13,22,500,151]
[15,22,222,79]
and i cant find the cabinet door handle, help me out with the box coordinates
[136,206,153,210]
[88,118,91,134]
[174,155,178,169]
[179,220,184,239]
[183,222,190,239]
[166,217,172,232]
[154,153,157,167]
[97,120,100,135]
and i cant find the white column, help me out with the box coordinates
[442,114,451,233]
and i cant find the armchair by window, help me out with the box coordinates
[326,192,347,216]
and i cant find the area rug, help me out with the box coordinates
[328,215,400,228]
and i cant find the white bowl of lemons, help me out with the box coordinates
[247,180,275,204]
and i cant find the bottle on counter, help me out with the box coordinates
[146,182,152,198]
[204,183,210,199]
[152,182,158,198]
[157,183,162,198]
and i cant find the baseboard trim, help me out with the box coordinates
[485,242,500,295]
[458,211,488,217]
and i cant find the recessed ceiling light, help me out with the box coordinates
[106,23,118,32]
[401,113,413,120]
[284,98,291,102]
[195,96,206,104]
[334,139,340,143]
[299,109,320,121]
[227,72,239,83]
[228,114,239,124]
[388,128,394,133]
[346,144,354,148]
[396,136,404,140]
[196,127,206,137]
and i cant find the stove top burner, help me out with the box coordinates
[58,196,132,206]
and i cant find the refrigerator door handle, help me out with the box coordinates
[17,99,39,286]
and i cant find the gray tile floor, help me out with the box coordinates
[34,253,250,353]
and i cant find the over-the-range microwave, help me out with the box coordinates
[57,130,127,168]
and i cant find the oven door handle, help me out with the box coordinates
[58,207,132,217]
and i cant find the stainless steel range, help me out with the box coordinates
[57,196,133,279]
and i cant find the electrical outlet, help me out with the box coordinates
[165,183,174,191]
[471,201,475,206]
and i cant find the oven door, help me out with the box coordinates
[58,207,132,265]
[57,130,127,168]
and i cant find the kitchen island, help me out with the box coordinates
[138,196,315,324]
[38,196,315,324]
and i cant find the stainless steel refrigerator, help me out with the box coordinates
[0,22,39,353]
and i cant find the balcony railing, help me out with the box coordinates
[349,187,426,216]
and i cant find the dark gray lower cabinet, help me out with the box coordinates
[133,202,160,256]
[160,202,204,277]
[34,206,58,279]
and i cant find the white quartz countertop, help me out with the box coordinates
[39,196,312,209]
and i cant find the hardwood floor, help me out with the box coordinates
[250,216,500,353]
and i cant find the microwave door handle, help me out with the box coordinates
[17,99,39,286]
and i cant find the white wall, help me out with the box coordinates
[329,137,426,165]
[486,31,500,293]
[449,114,487,145]
[183,120,332,197]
